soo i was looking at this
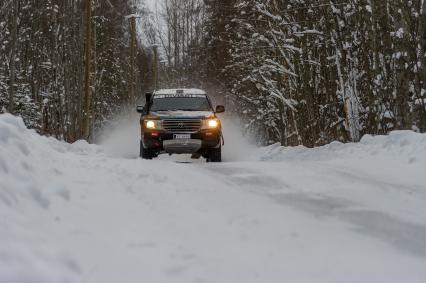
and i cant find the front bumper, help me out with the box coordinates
[142,130,221,154]
[163,139,202,154]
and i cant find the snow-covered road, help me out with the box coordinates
[1,114,426,283]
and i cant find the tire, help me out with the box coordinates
[140,140,154,160]
[207,147,222,162]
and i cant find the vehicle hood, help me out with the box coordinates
[150,110,214,119]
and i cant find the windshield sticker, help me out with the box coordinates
[154,94,206,99]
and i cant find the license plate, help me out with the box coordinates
[174,134,191,139]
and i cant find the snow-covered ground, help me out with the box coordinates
[1,113,426,283]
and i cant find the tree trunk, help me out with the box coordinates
[418,0,426,132]
[83,0,92,141]
[129,16,136,107]
[153,45,159,90]
[8,0,19,113]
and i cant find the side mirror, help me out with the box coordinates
[136,105,145,113]
[215,105,225,113]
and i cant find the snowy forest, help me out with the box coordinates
[1,0,426,146]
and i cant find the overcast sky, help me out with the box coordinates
[145,0,158,11]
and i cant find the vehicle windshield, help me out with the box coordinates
[150,95,212,112]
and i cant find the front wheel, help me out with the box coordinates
[140,141,154,160]
[207,147,222,162]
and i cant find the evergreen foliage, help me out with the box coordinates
[2,0,425,146]
[205,0,426,145]
[0,0,154,141]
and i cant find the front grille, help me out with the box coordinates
[162,119,202,133]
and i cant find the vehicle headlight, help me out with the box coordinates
[203,118,220,129]
[208,119,219,128]
[145,120,162,130]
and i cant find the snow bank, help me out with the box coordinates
[0,244,80,283]
[0,114,55,209]
[252,130,426,227]
[2,114,426,283]
[0,114,84,283]
[256,131,426,164]
[0,114,102,207]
